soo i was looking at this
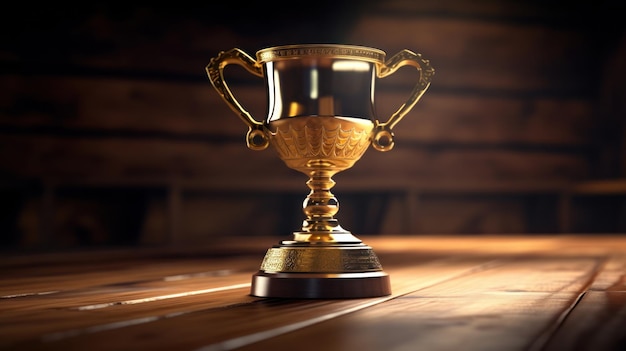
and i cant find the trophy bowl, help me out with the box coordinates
[206,44,433,298]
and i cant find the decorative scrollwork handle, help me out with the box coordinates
[372,50,435,151]
[206,48,269,150]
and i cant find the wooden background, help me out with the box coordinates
[1,0,625,250]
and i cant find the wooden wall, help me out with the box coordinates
[1,1,624,249]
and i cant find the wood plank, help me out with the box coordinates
[0,76,594,146]
[0,271,254,316]
[361,0,596,22]
[11,189,294,248]
[348,144,588,183]
[10,184,565,249]
[370,235,626,258]
[231,256,602,351]
[1,236,625,350]
[1,12,599,94]
[0,3,365,80]
[0,256,260,298]
[0,277,256,349]
[0,75,259,139]
[158,193,301,242]
[377,194,528,234]
[0,252,265,348]
[2,254,499,350]
[1,135,585,242]
[345,16,597,93]
[0,134,289,181]
[570,179,626,194]
[541,291,626,351]
[541,253,626,351]
[0,286,256,350]
[0,134,588,185]
[593,29,626,178]
[383,93,593,146]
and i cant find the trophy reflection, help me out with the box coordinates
[206,44,433,298]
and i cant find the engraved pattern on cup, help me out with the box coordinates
[268,116,374,173]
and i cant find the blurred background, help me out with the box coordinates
[0,0,624,251]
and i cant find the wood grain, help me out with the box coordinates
[0,76,593,146]
[2,236,626,351]
[541,254,626,351]
[0,133,588,184]
[346,16,596,93]
[2,253,499,350]
[1,0,621,242]
[236,257,602,351]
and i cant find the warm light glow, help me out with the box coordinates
[288,102,303,117]
[267,64,282,120]
[310,67,319,99]
[332,60,371,72]
[74,283,251,310]
[362,235,613,256]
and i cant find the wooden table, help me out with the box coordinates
[2,235,626,351]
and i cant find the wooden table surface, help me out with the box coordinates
[2,235,626,351]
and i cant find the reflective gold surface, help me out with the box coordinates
[268,116,373,172]
[269,116,373,242]
[259,244,382,273]
[206,44,433,298]
[256,44,386,63]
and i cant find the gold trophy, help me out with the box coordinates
[206,44,433,298]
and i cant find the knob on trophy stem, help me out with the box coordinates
[295,169,362,243]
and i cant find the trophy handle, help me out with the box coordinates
[372,50,435,151]
[206,48,270,151]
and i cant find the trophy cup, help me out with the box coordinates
[206,44,433,298]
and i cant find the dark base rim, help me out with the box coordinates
[250,271,391,299]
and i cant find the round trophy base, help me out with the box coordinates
[249,242,391,298]
[251,271,391,299]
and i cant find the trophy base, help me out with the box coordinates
[250,242,391,298]
[251,271,391,299]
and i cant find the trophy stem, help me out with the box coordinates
[250,165,391,299]
[293,168,362,244]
